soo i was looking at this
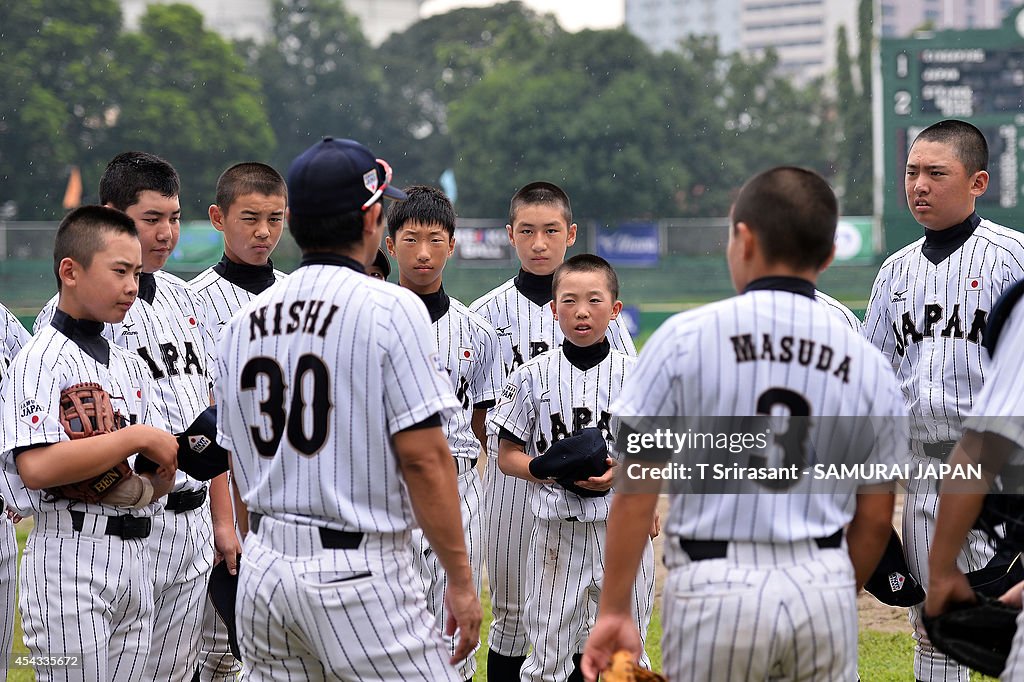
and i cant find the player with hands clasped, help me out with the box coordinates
[215,137,480,680]
[583,167,907,681]
[490,254,655,682]
[470,181,636,681]
[0,206,178,681]
[862,119,1024,682]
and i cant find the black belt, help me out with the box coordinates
[165,487,207,513]
[922,441,957,459]
[679,529,844,561]
[250,513,364,550]
[70,510,152,539]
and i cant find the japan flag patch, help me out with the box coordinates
[965,277,984,292]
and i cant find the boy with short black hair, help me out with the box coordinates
[385,184,503,681]
[1,205,179,680]
[490,253,654,682]
[35,152,229,682]
[469,182,636,680]
[863,120,1024,681]
[189,160,289,680]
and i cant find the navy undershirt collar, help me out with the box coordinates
[299,252,366,273]
[213,254,277,295]
[743,276,816,299]
[922,213,981,265]
[138,272,157,304]
[562,338,610,371]
[50,309,109,366]
[415,286,451,324]
[514,269,554,306]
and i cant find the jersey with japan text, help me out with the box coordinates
[0,315,167,516]
[490,345,634,523]
[862,218,1024,443]
[470,278,636,379]
[613,282,908,542]
[432,296,504,459]
[214,257,460,534]
[36,271,216,492]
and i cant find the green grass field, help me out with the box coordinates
[4,523,996,681]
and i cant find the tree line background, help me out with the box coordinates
[0,0,873,222]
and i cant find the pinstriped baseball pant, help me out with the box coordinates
[237,515,460,681]
[20,510,154,682]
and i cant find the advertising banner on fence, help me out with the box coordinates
[454,225,516,264]
[596,222,660,266]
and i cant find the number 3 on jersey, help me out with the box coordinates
[240,354,332,457]
[749,387,810,490]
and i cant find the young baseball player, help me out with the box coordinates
[0,301,29,669]
[469,182,636,680]
[189,161,288,681]
[490,254,655,682]
[582,167,906,681]
[215,136,481,680]
[34,152,229,682]
[862,119,1024,682]
[385,184,503,681]
[0,206,179,681]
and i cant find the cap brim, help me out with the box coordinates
[383,185,407,201]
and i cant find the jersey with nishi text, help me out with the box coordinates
[0,321,167,517]
[613,283,908,542]
[36,271,216,492]
[434,298,504,459]
[469,279,636,379]
[862,219,1024,443]
[214,258,460,534]
[490,346,634,523]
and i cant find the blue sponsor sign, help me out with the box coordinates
[596,222,660,266]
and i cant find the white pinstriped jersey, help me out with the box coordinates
[863,219,1024,443]
[470,278,636,380]
[816,289,861,330]
[964,287,1024,450]
[432,297,504,459]
[490,346,635,522]
[1,304,28,370]
[189,262,287,335]
[36,271,216,492]
[614,282,908,542]
[0,318,167,516]
[215,257,460,534]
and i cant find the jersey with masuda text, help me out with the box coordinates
[490,348,635,523]
[862,220,1024,443]
[613,290,908,542]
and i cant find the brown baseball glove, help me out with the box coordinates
[46,382,151,507]
[602,651,667,682]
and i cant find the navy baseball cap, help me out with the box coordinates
[287,137,407,218]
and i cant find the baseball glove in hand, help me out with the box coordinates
[601,651,667,682]
[922,592,1020,678]
[46,382,152,508]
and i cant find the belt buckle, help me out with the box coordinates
[120,515,152,538]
